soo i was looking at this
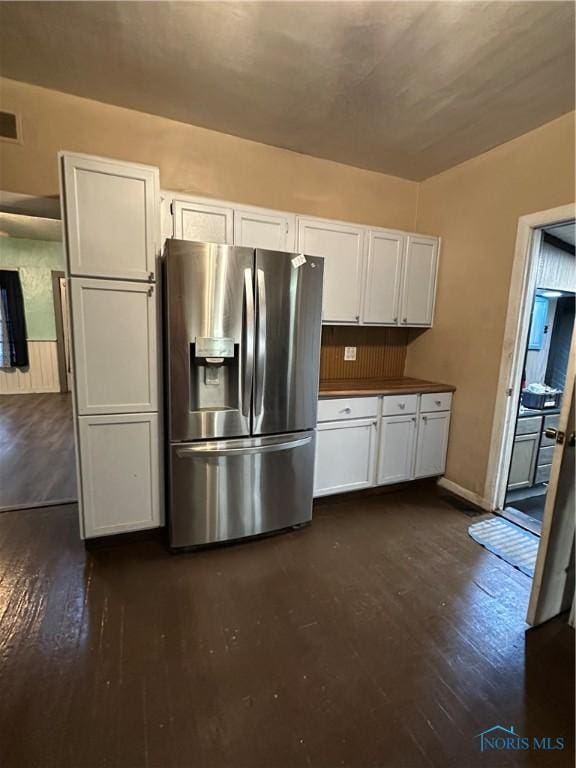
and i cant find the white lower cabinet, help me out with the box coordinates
[314,418,377,497]
[315,393,452,497]
[377,414,418,485]
[414,411,451,479]
[78,413,161,538]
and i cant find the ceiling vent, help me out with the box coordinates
[0,111,22,143]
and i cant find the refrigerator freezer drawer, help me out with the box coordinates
[169,431,315,547]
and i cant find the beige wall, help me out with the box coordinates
[405,112,575,498]
[0,77,418,230]
[1,77,574,500]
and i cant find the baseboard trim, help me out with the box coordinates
[437,477,493,512]
[0,387,61,395]
[0,498,77,513]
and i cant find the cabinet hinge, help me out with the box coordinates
[506,387,513,397]
[170,201,174,215]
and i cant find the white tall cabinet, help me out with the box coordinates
[60,152,162,539]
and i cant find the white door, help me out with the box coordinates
[400,235,439,326]
[298,217,365,324]
[528,333,575,626]
[507,433,539,490]
[377,415,417,485]
[71,278,158,415]
[172,198,233,244]
[78,412,161,538]
[414,411,450,478]
[60,152,159,281]
[234,207,296,251]
[362,230,404,325]
[314,419,376,496]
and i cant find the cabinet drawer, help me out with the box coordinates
[535,464,552,484]
[538,445,554,466]
[516,416,542,436]
[420,392,452,413]
[382,394,418,416]
[317,397,379,422]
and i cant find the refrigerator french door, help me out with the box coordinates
[165,240,323,548]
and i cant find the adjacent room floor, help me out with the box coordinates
[0,487,573,768]
[0,392,77,510]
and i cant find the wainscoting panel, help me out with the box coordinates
[0,341,60,394]
[320,326,409,381]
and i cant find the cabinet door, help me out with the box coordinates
[377,414,417,485]
[71,279,158,415]
[400,235,439,326]
[414,411,450,479]
[507,433,540,490]
[234,207,296,250]
[61,152,159,281]
[298,218,365,324]
[314,419,376,496]
[173,198,233,244]
[78,413,160,538]
[362,230,404,325]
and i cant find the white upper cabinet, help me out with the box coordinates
[61,153,159,281]
[234,207,296,251]
[172,198,233,244]
[297,217,365,323]
[78,412,161,538]
[400,235,439,326]
[71,278,158,415]
[362,229,405,325]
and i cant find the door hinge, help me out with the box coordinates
[506,387,513,397]
[170,201,174,215]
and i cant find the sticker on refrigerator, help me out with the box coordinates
[291,254,307,269]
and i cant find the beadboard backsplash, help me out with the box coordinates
[320,326,409,381]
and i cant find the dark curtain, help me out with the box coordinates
[0,270,29,367]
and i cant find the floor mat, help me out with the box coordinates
[468,517,539,577]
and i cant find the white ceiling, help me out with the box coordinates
[0,1,574,180]
[0,212,62,241]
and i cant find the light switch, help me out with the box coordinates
[344,346,357,361]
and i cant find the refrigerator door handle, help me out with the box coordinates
[242,267,255,417]
[255,267,267,420]
[175,435,311,458]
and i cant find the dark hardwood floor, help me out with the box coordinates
[0,393,77,510]
[0,487,573,768]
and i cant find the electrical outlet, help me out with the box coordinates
[344,346,357,361]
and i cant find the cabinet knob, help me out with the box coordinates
[398,403,406,409]
[411,417,416,422]
[402,317,407,324]
[342,406,352,413]
[423,415,428,422]
[435,400,441,406]
[393,316,398,323]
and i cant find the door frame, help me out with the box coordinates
[484,203,575,511]
[51,270,68,392]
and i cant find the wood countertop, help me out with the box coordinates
[318,377,456,397]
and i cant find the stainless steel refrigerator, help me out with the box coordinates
[164,240,324,548]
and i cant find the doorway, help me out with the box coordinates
[0,208,77,511]
[503,225,575,535]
